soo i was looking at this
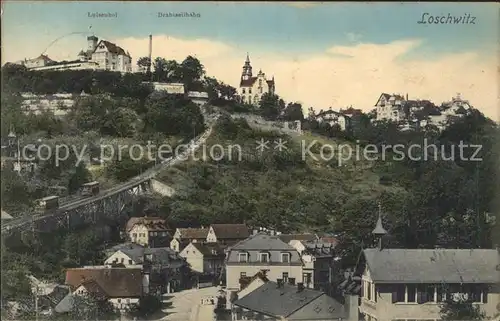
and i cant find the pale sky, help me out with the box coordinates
[2,2,499,120]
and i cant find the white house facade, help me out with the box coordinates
[238,54,275,106]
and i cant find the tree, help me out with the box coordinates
[259,93,283,120]
[67,163,91,194]
[181,55,205,90]
[137,56,151,72]
[440,296,485,320]
[282,102,304,121]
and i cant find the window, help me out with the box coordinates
[367,281,372,301]
[282,273,289,283]
[242,88,246,94]
[289,278,296,285]
[249,88,252,94]
[132,233,137,238]
[126,299,130,303]
[407,285,417,303]
[117,299,121,303]
[238,252,248,263]
[120,258,124,263]
[260,253,269,263]
[281,253,290,263]
[128,259,132,265]
[392,284,405,303]
[259,87,263,94]
[303,273,312,285]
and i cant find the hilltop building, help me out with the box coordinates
[18,35,132,73]
[238,54,275,106]
[374,92,472,131]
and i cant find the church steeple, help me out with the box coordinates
[372,202,388,250]
[241,53,253,80]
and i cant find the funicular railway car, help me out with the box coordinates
[80,181,100,197]
[36,195,59,211]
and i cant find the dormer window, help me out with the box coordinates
[238,252,248,263]
[281,253,290,263]
[259,252,269,263]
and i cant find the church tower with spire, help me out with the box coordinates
[372,202,388,250]
[238,53,276,106]
[241,53,253,81]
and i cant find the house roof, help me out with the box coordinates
[230,232,295,251]
[302,240,337,258]
[105,242,144,255]
[233,281,347,319]
[38,285,71,309]
[65,267,143,298]
[94,40,130,57]
[80,279,108,300]
[191,242,226,258]
[339,107,363,116]
[240,77,257,87]
[376,93,406,106]
[278,233,318,244]
[316,109,346,118]
[126,216,169,232]
[177,227,209,240]
[318,236,339,246]
[363,248,499,284]
[240,77,275,88]
[210,224,250,240]
[33,54,54,62]
[239,271,270,290]
[109,246,182,265]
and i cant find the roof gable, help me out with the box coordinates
[180,242,200,256]
[93,40,130,57]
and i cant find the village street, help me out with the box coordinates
[160,287,218,321]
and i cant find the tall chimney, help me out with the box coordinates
[148,34,153,75]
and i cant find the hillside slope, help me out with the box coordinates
[156,115,407,235]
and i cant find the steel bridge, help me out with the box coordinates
[1,117,217,237]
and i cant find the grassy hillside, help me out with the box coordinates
[156,116,407,236]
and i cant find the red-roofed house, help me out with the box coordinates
[206,224,250,245]
[238,54,275,106]
[65,267,145,311]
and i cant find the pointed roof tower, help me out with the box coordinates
[372,202,387,236]
[372,202,387,250]
[241,52,253,80]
